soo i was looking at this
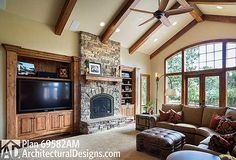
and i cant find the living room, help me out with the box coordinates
[0,0,236,160]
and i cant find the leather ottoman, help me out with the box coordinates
[136,127,186,159]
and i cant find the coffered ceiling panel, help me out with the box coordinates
[197,4,236,16]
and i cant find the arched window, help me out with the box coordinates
[165,40,236,108]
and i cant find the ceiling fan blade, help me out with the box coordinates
[130,8,154,14]
[176,0,191,8]
[159,0,169,11]
[139,17,155,26]
[165,7,194,16]
[160,16,171,27]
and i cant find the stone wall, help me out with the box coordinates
[79,32,124,133]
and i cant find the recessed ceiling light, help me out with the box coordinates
[153,38,158,42]
[100,22,105,27]
[69,20,80,31]
[216,6,223,9]
[172,22,177,26]
[115,28,121,33]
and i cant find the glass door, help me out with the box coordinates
[204,75,220,107]
[186,76,201,106]
[185,74,221,107]
[140,74,150,113]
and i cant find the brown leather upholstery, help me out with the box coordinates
[182,106,203,126]
[196,127,220,137]
[174,123,198,134]
[201,107,227,127]
[156,121,175,130]
[137,127,185,159]
[162,104,183,112]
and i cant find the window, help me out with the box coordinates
[166,52,182,73]
[226,42,236,68]
[185,43,223,71]
[227,71,236,107]
[165,40,236,107]
[166,75,182,104]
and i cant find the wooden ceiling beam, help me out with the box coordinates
[129,2,180,54]
[188,0,236,5]
[100,0,141,43]
[55,0,77,35]
[150,20,198,59]
[204,14,236,23]
[190,4,204,22]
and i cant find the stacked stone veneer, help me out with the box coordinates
[79,32,127,134]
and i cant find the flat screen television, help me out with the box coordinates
[17,79,72,113]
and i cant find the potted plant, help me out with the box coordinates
[143,101,155,115]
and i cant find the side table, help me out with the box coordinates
[135,114,158,131]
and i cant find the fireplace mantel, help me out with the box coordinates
[82,74,122,83]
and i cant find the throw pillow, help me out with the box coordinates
[215,118,236,134]
[168,109,182,123]
[209,135,232,154]
[222,132,236,148]
[159,109,170,121]
[209,113,232,130]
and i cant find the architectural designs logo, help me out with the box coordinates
[0,140,22,159]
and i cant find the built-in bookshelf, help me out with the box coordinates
[120,66,136,119]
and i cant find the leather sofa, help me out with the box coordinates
[152,104,236,156]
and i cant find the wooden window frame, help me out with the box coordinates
[164,39,236,107]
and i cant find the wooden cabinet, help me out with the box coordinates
[120,104,134,118]
[17,110,73,139]
[18,115,35,136]
[49,111,73,131]
[34,114,47,134]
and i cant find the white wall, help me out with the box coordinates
[150,21,236,111]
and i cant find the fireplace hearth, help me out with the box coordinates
[90,93,114,119]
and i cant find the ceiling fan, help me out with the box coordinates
[130,0,194,27]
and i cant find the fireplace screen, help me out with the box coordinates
[90,93,114,119]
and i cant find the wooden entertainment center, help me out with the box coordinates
[3,44,80,140]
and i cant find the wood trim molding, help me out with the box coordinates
[2,44,73,63]
[55,0,77,35]
[100,0,141,43]
[204,14,236,23]
[150,20,198,59]
[188,0,236,5]
[128,2,180,54]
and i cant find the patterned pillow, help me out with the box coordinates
[215,118,236,134]
[209,135,231,154]
[222,132,236,151]
[159,109,170,121]
[168,109,182,123]
[209,113,232,130]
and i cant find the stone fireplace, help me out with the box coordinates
[79,32,127,134]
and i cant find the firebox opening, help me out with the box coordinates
[90,93,114,119]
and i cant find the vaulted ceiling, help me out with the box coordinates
[2,0,236,58]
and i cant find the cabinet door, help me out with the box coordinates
[34,114,47,134]
[18,115,34,136]
[61,111,73,129]
[49,113,61,131]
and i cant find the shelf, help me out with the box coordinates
[122,77,132,80]
[83,74,122,83]
[122,90,132,93]
[122,97,133,99]
[17,76,72,82]
[122,84,132,86]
